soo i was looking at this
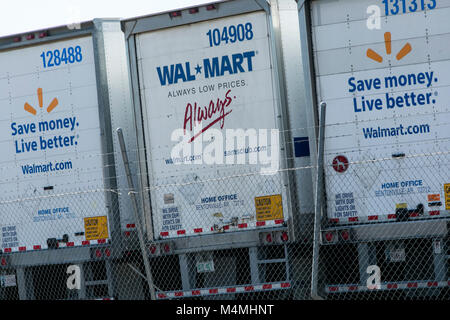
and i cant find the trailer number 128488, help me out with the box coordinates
[40,46,83,68]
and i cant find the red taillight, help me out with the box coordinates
[95,249,102,258]
[1,258,6,266]
[189,7,199,14]
[169,11,182,18]
[104,248,111,257]
[281,232,289,242]
[325,232,334,242]
[206,4,216,10]
[150,245,157,254]
[13,36,21,42]
[341,230,350,241]
[26,34,35,40]
[266,233,272,243]
[163,244,170,253]
[38,32,48,38]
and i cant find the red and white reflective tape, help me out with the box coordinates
[2,239,109,254]
[156,281,291,300]
[58,239,108,248]
[159,219,286,238]
[326,280,450,293]
[329,210,449,224]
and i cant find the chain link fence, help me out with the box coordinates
[0,136,448,301]
[317,148,450,300]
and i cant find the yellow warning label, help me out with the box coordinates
[255,194,283,221]
[396,203,407,209]
[84,216,109,240]
[444,184,450,210]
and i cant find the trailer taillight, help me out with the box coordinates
[323,230,351,244]
[260,232,274,245]
[163,243,171,253]
[189,7,199,14]
[169,11,182,18]
[26,34,35,40]
[261,231,289,245]
[91,247,111,260]
[148,243,174,256]
[38,31,48,39]
[206,4,217,10]
[0,256,10,268]
[341,230,350,241]
[13,36,21,42]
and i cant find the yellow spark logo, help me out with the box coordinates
[367,32,412,63]
[24,88,58,115]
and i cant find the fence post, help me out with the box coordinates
[116,127,156,300]
[311,102,327,300]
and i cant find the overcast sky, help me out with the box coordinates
[0,0,212,37]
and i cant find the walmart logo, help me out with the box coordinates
[367,32,412,63]
[156,51,256,86]
[24,88,59,115]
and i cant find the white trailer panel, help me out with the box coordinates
[134,9,290,239]
[0,36,110,250]
[310,0,450,222]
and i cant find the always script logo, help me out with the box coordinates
[183,89,234,143]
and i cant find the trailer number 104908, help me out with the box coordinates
[206,23,254,47]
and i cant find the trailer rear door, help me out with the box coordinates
[309,0,450,223]
[0,36,110,251]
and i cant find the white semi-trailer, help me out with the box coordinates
[127,2,291,241]
[122,0,313,299]
[0,19,140,300]
[298,0,449,298]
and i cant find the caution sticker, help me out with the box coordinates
[444,184,450,210]
[396,203,407,209]
[255,194,283,221]
[84,216,109,241]
[428,194,440,202]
